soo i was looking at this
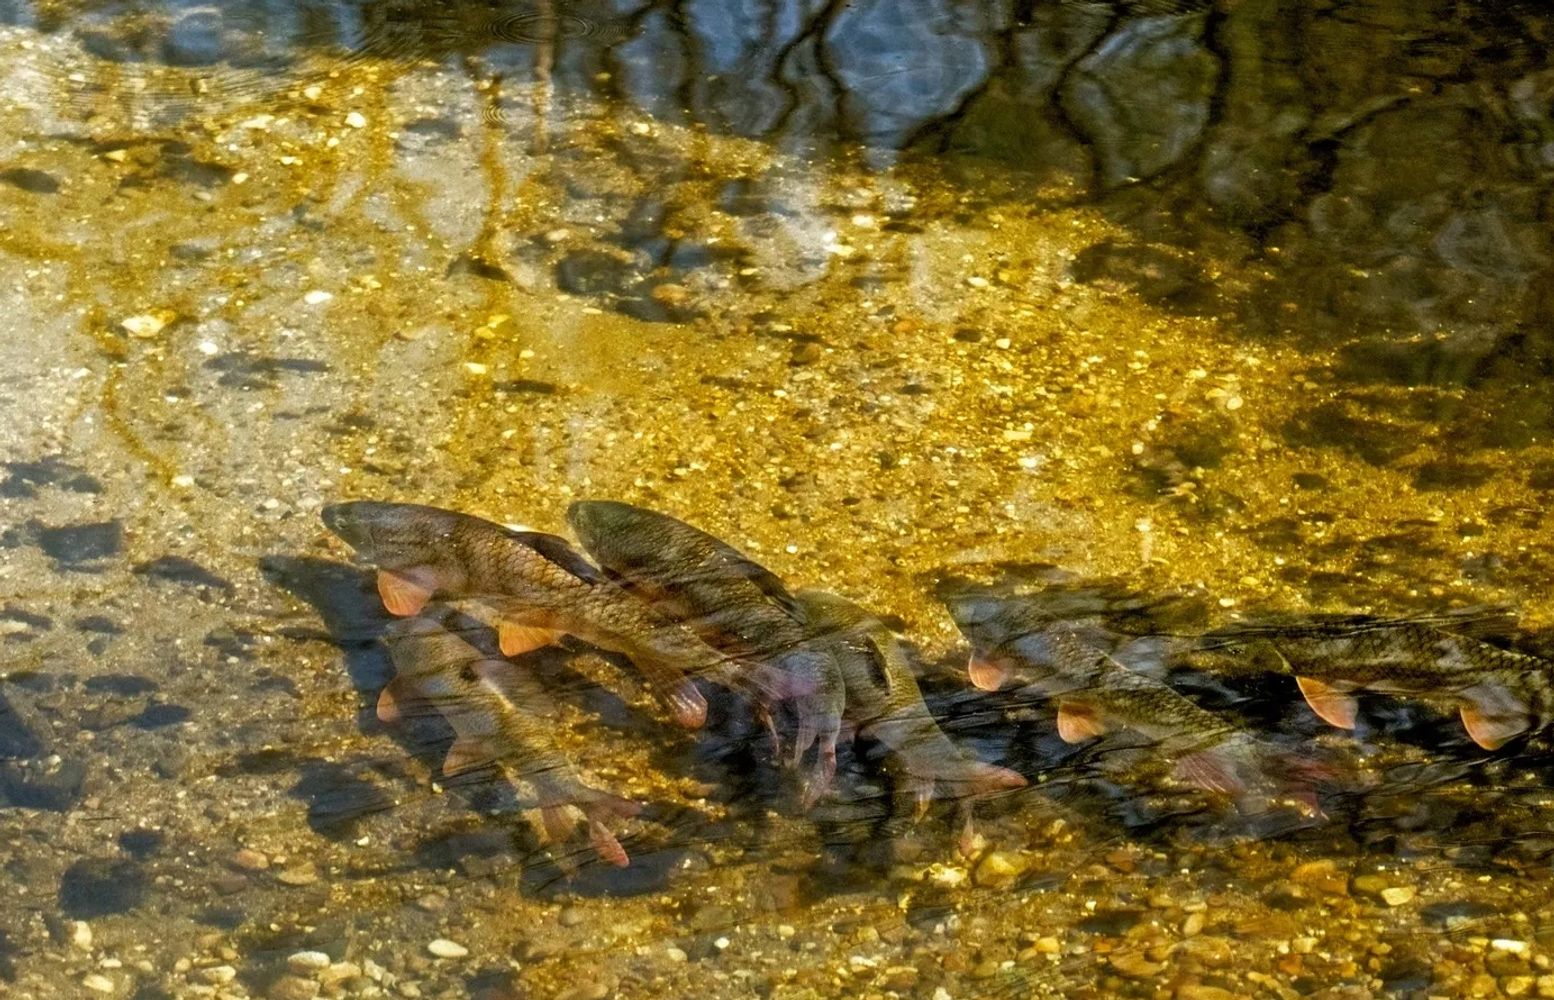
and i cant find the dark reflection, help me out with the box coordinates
[9,0,1553,410]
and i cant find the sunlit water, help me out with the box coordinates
[3,1,1554,998]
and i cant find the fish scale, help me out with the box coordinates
[1199,617,1554,749]
[947,592,1329,815]
[567,500,847,798]
[795,590,1027,844]
[381,614,640,868]
[321,500,763,729]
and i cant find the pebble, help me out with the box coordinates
[230,849,269,872]
[557,906,585,927]
[1110,950,1165,978]
[972,851,1024,890]
[83,973,115,993]
[1381,886,1416,907]
[319,962,361,985]
[268,975,319,1000]
[665,946,688,963]
[1177,987,1239,1000]
[345,111,367,128]
[198,965,237,985]
[121,312,173,338]
[276,863,318,886]
[303,290,334,306]
[71,920,93,949]
[427,939,468,959]
[287,951,332,974]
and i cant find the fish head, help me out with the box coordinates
[321,501,455,568]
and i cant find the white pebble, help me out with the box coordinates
[1492,939,1530,955]
[70,920,92,950]
[82,973,115,994]
[665,946,688,962]
[427,939,468,959]
[120,313,171,338]
[198,965,237,985]
[345,111,367,129]
[288,951,332,974]
[303,290,333,305]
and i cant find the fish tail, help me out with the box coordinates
[1177,735,1341,817]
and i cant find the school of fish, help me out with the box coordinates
[319,499,1554,869]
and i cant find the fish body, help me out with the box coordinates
[948,589,1179,693]
[322,500,750,728]
[948,594,1326,814]
[381,614,640,866]
[1199,617,1554,750]
[566,500,848,797]
[795,590,1026,833]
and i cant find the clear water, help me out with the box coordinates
[2,1,1554,998]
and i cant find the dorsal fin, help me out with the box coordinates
[507,530,607,584]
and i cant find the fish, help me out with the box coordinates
[795,590,1027,850]
[565,500,845,801]
[1196,614,1554,750]
[947,593,1330,815]
[321,500,760,729]
[380,613,641,867]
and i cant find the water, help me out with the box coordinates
[2,1,1554,997]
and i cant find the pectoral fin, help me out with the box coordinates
[375,675,419,724]
[1459,682,1530,750]
[442,735,494,776]
[1056,701,1106,743]
[498,622,564,657]
[1296,676,1359,730]
[377,567,438,616]
[968,654,1008,692]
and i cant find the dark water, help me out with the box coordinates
[2,2,1554,999]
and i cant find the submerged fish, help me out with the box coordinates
[381,614,641,867]
[949,593,1328,815]
[1198,615,1554,750]
[566,500,846,800]
[796,590,1027,848]
[322,500,756,729]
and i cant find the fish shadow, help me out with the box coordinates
[257,554,747,894]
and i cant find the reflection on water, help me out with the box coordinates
[2,0,1554,997]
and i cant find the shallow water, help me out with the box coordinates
[3,1,1554,998]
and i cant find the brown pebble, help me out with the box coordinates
[276,863,319,886]
[650,283,692,308]
[230,848,270,872]
[789,342,822,366]
[1109,950,1165,978]
[267,974,320,1000]
[1176,986,1238,1000]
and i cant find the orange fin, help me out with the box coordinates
[1459,683,1530,750]
[498,622,563,657]
[968,655,1008,692]
[588,821,630,868]
[375,675,418,724]
[1056,701,1106,743]
[377,567,436,616]
[664,678,708,729]
[442,735,493,776]
[1296,676,1359,729]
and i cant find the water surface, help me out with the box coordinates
[3,1,1554,998]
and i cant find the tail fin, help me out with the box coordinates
[1175,735,1344,817]
[540,790,642,869]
